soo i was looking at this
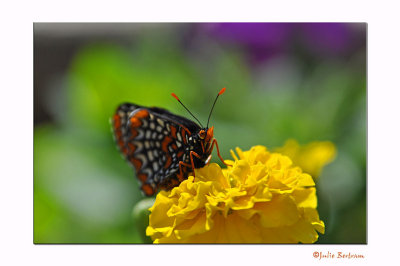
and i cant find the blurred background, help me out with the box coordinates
[34,23,366,244]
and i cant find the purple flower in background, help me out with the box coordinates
[203,23,292,49]
[298,23,358,57]
[198,23,365,64]
[201,23,293,64]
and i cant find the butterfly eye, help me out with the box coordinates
[199,130,206,139]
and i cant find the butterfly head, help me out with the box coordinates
[199,126,214,141]
[199,129,206,139]
[172,87,224,151]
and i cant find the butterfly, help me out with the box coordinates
[111,88,228,196]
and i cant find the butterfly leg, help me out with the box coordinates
[200,141,205,153]
[210,139,231,167]
[189,151,203,181]
[178,161,192,182]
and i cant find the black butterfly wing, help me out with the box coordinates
[146,106,201,133]
[111,103,200,196]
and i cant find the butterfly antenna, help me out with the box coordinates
[207,87,226,128]
[171,93,204,127]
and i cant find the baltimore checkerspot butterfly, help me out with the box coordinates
[111,88,228,196]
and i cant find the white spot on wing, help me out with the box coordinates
[135,129,145,140]
[147,150,154,161]
[145,130,151,139]
[133,141,143,152]
[135,153,148,169]
[157,118,165,127]
[153,161,159,171]
[144,141,150,149]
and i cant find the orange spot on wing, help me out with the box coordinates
[164,156,172,169]
[130,117,141,128]
[130,109,149,129]
[170,125,177,138]
[141,184,155,196]
[130,158,142,170]
[161,136,173,153]
[177,150,184,158]
[171,143,178,150]
[138,173,147,182]
[129,128,138,139]
[118,140,124,148]
[135,109,149,119]
[161,136,173,169]
[127,143,136,153]
[118,144,128,155]
[129,128,138,140]
[181,128,187,144]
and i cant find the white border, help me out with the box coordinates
[2,0,400,265]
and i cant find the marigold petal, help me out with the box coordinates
[228,160,251,185]
[233,215,263,243]
[313,220,325,234]
[284,219,321,243]
[174,212,207,240]
[148,192,176,226]
[247,163,268,185]
[209,214,229,243]
[296,173,315,187]
[303,208,325,234]
[259,226,297,243]
[255,195,300,228]
[292,188,317,208]
[205,203,216,230]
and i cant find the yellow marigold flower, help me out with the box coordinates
[275,139,336,178]
[146,145,325,243]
